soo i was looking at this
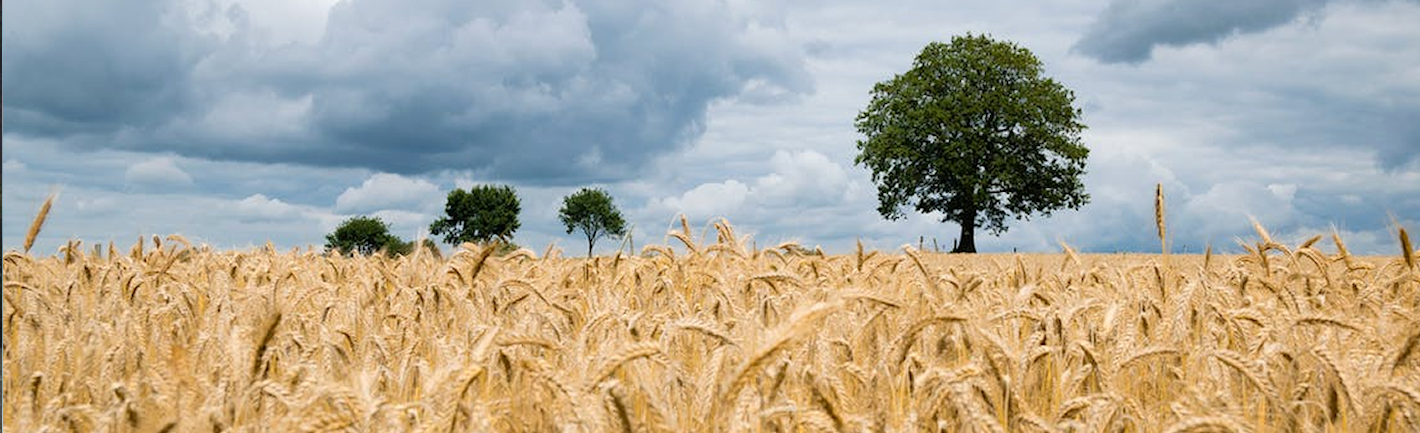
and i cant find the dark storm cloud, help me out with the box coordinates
[1205,82,1420,170]
[2,0,812,183]
[1074,0,1356,64]
[1271,95,1420,171]
[1071,0,1420,170]
[1,0,206,135]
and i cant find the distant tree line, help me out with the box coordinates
[324,185,626,258]
[324,215,440,257]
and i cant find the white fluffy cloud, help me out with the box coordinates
[192,0,340,44]
[231,193,299,222]
[371,209,435,240]
[124,157,193,188]
[756,150,852,205]
[335,173,441,213]
[659,180,751,221]
[3,159,27,172]
[656,150,857,220]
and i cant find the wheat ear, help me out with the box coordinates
[1250,216,1277,250]
[1299,234,1323,249]
[1116,347,1180,373]
[717,301,842,417]
[1162,416,1245,433]
[1400,225,1414,270]
[1332,227,1357,268]
[1155,183,1166,254]
[1393,327,1420,372]
[23,192,56,254]
[1060,240,1081,269]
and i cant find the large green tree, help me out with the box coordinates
[558,188,627,257]
[854,34,1089,253]
[325,216,405,256]
[429,184,521,245]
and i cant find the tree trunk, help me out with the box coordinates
[587,235,595,258]
[953,208,977,253]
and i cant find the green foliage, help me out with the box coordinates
[494,241,522,256]
[383,238,443,258]
[854,34,1090,252]
[429,184,521,245]
[783,244,823,257]
[558,188,627,257]
[325,216,406,256]
[417,238,442,258]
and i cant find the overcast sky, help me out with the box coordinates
[4,0,1418,256]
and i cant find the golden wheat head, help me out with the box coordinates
[1400,225,1415,270]
[22,191,56,254]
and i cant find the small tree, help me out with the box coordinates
[325,216,404,256]
[429,184,521,245]
[557,188,627,257]
[855,34,1090,253]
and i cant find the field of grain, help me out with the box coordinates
[3,219,1418,432]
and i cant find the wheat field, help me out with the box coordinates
[3,218,1419,432]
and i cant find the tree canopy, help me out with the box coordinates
[429,184,521,245]
[854,34,1089,253]
[325,216,405,256]
[558,188,627,257]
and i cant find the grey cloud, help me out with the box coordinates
[2,0,812,184]
[1247,77,1420,169]
[1075,0,1337,64]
